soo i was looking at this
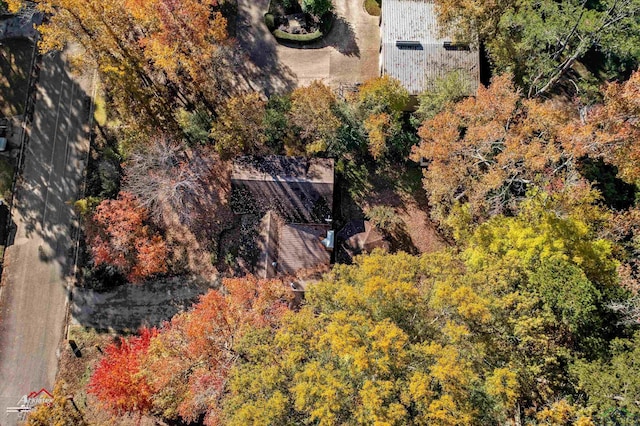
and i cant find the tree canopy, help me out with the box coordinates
[86,191,168,282]
[87,197,635,424]
[435,0,640,96]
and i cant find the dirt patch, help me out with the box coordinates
[339,163,446,255]
[364,187,445,254]
[0,38,33,116]
[71,275,214,332]
[57,326,167,425]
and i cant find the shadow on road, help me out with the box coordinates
[8,52,90,281]
[0,50,90,426]
[0,38,34,116]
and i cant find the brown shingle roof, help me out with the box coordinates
[255,211,331,278]
[231,156,334,223]
[338,220,388,255]
[277,223,331,276]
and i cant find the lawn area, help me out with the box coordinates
[0,38,34,117]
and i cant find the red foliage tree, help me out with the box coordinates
[88,328,158,414]
[87,191,168,282]
[140,277,291,425]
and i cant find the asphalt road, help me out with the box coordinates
[0,51,90,425]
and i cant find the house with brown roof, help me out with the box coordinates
[231,156,335,279]
[379,0,480,96]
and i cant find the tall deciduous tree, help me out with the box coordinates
[210,93,268,159]
[411,74,579,225]
[27,0,230,132]
[224,252,491,426]
[435,0,640,96]
[288,81,342,155]
[88,328,158,414]
[123,136,208,224]
[87,191,168,282]
[358,75,410,116]
[357,76,409,160]
[572,332,640,424]
[563,70,640,184]
[125,0,227,100]
[34,0,174,130]
[415,70,473,121]
[363,112,399,159]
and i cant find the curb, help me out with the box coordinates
[62,67,98,341]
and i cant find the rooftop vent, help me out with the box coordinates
[443,41,470,51]
[396,40,421,48]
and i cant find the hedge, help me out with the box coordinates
[264,13,276,31]
[268,12,334,45]
[273,28,324,43]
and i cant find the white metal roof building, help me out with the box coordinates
[380,0,480,95]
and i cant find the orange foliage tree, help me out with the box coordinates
[88,328,158,414]
[87,191,168,282]
[411,74,578,225]
[288,81,342,155]
[124,0,228,105]
[88,277,291,424]
[29,0,230,130]
[562,70,640,184]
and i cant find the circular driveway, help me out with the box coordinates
[237,0,381,91]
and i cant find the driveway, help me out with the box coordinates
[238,0,380,91]
[0,50,90,425]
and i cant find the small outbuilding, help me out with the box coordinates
[337,220,388,261]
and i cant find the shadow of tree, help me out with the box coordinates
[233,0,298,96]
[0,38,34,116]
[387,223,419,254]
[319,15,360,57]
[7,50,90,281]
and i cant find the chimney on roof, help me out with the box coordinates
[321,230,334,250]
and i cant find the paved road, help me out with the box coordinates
[0,51,90,425]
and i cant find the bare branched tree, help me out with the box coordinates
[123,136,208,224]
